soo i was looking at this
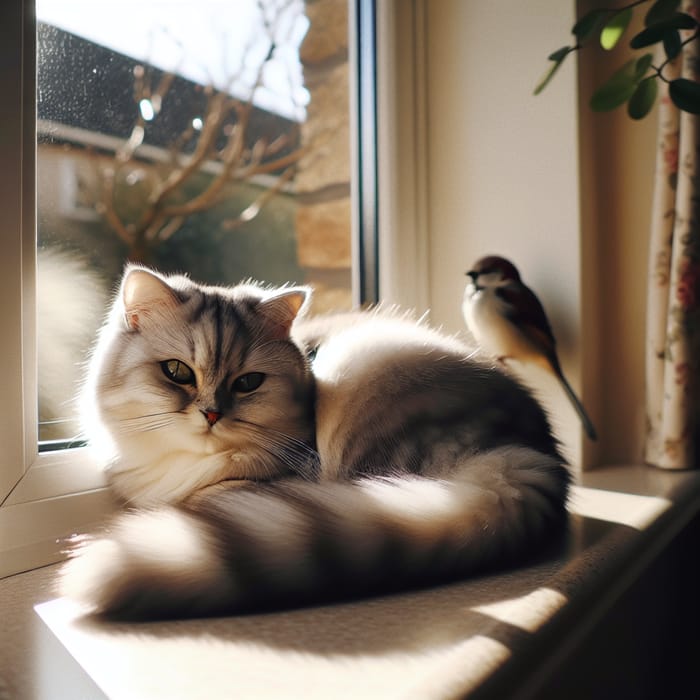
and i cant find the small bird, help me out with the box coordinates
[463,255,597,440]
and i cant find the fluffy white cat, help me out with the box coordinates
[60,266,569,618]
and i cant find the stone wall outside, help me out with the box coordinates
[296,0,353,312]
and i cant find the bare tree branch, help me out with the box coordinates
[91,0,310,261]
[222,163,296,230]
[95,167,134,246]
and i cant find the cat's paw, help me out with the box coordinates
[58,508,232,619]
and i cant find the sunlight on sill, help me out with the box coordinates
[35,599,514,700]
[471,587,568,634]
[568,485,672,530]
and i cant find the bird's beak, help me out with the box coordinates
[466,270,478,282]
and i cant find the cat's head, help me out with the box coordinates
[84,266,316,505]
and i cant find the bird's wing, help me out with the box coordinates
[496,284,559,359]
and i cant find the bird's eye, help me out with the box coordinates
[232,372,266,393]
[160,359,195,385]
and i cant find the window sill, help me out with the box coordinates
[0,446,111,579]
[6,463,700,699]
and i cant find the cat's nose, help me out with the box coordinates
[201,410,222,426]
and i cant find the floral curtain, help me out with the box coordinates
[645,1,700,469]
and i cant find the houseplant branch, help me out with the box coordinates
[535,0,700,118]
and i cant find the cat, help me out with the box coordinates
[37,247,107,441]
[59,265,570,619]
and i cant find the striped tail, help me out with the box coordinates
[59,446,569,619]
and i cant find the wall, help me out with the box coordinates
[381,0,658,468]
[424,0,585,465]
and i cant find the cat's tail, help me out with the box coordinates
[59,446,569,619]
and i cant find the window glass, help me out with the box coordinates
[36,0,353,445]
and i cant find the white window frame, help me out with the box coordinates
[0,0,112,579]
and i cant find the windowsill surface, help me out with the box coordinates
[4,464,700,699]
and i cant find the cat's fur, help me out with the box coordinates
[59,266,570,619]
[37,248,107,440]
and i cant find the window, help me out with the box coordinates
[0,0,379,578]
[36,0,356,445]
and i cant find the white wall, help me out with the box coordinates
[380,0,658,468]
[425,1,581,332]
[381,0,586,464]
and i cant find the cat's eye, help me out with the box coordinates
[232,372,265,393]
[160,359,195,385]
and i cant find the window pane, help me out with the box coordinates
[36,0,353,445]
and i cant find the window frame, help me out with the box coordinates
[0,0,383,578]
[352,0,380,305]
[0,0,111,579]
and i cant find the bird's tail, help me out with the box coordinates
[59,446,569,619]
[553,367,597,441]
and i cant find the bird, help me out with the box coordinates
[462,255,597,441]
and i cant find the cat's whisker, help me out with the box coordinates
[116,413,177,434]
[117,423,172,435]
[235,427,306,466]
[235,418,318,454]
[117,419,173,430]
[232,419,319,478]
[239,419,318,456]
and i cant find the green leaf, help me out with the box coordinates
[548,46,571,62]
[631,23,667,48]
[635,53,655,79]
[591,78,639,112]
[663,29,682,59]
[669,78,700,113]
[628,77,659,119]
[572,9,607,42]
[645,0,681,26]
[665,12,698,29]
[631,12,699,48]
[534,48,571,96]
[600,8,633,50]
[534,60,564,96]
[614,57,643,80]
[645,0,682,26]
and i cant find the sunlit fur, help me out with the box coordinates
[60,268,570,619]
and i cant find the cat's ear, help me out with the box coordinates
[121,267,180,331]
[258,287,311,339]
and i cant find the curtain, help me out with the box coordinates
[645,2,700,469]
